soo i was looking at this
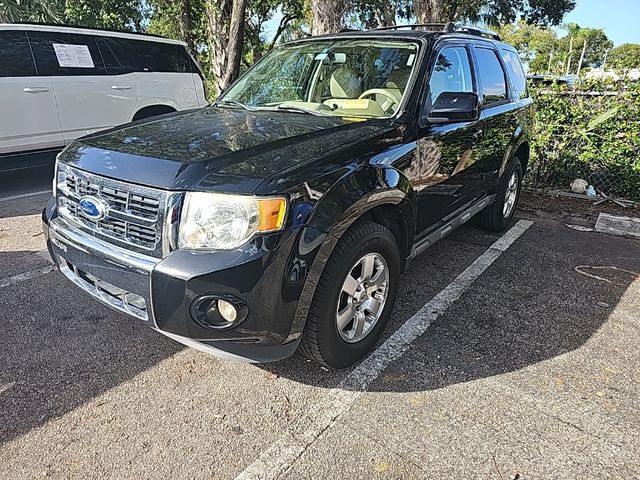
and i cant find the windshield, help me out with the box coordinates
[220,39,420,119]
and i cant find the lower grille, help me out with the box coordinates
[60,259,148,321]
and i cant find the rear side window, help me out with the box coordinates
[428,46,474,105]
[0,31,36,77]
[501,49,528,99]
[474,47,507,105]
[118,39,190,73]
[28,31,106,76]
[95,37,138,75]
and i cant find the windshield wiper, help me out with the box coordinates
[214,99,254,111]
[273,105,327,116]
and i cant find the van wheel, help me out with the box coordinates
[298,221,400,369]
[475,158,523,232]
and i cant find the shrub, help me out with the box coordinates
[528,79,640,201]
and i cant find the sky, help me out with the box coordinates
[562,0,640,45]
[264,0,640,46]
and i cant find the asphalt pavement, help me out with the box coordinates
[0,173,638,479]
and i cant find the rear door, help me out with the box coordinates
[415,43,484,234]
[471,44,519,191]
[29,31,137,143]
[0,30,63,154]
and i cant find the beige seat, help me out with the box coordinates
[323,67,363,110]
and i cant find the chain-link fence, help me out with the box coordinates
[526,82,640,202]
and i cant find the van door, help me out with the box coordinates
[28,31,137,144]
[0,30,63,154]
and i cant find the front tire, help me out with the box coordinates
[298,221,401,369]
[476,158,523,232]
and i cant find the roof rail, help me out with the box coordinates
[370,22,501,41]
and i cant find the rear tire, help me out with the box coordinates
[298,221,401,369]
[475,158,523,232]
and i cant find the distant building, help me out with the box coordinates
[586,68,640,81]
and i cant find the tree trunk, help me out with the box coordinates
[413,0,442,23]
[179,0,195,56]
[311,0,346,35]
[205,0,248,95]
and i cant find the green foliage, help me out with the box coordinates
[64,0,144,30]
[608,43,640,78]
[558,23,613,69]
[0,0,65,23]
[496,21,558,73]
[528,80,640,200]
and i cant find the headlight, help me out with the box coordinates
[178,192,287,250]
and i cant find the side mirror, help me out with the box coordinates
[427,92,479,124]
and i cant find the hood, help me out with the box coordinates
[59,107,390,193]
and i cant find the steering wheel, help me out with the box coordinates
[358,89,402,113]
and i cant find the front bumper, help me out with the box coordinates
[43,197,326,362]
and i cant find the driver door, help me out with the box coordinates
[414,43,485,235]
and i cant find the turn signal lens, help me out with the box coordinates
[257,198,286,232]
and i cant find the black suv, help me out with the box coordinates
[43,23,533,369]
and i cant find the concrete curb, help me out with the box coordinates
[595,213,640,238]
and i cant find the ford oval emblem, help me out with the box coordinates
[78,196,108,221]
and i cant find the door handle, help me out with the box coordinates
[22,87,49,93]
[111,85,132,90]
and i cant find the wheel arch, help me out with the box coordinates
[500,126,530,178]
[132,104,177,121]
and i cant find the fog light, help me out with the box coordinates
[217,299,237,322]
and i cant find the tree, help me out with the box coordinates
[205,0,248,94]
[496,21,559,73]
[559,23,613,70]
[147,0,206,55]
[64,0,144,30]
[608,43,640,78]
[311,0,345,34]
[0,0,64,23]
[413,0,575,26]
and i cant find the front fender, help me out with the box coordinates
[283,166,417,342]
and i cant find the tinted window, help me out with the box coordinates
[501,49,528,99]
[474,47,507,104]
[118,39,190,73]
[428,46,474,105]
[0,31,36,77]
[96,37,138,75]
[28,31,106,76]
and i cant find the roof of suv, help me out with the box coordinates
[0,23,186,46]
[288,23,514,50]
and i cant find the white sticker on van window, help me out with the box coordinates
[406,54,415,67]
[52,43,95,68]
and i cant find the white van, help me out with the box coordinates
[0,24,208,155]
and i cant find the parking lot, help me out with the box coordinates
[1,161,639,479]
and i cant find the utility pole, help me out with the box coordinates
[576,39,587,78]
[602,48,611,70]
[565,36,573,76]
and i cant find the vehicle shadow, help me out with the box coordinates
[0,254,183,446]
[259,219,640,393]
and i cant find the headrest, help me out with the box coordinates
[386,68,411,91]
[330,67,363,98]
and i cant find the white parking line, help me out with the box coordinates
[0,190,51,203]
[236,219,534,480]
[0,265,57,289]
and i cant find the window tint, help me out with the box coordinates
[28,31,105,76]
[0,31,36,77]
[474,47,507,104]
[118,39,190,73]
[501,49,528,99]
[96,37,138,75]
[428,46,474,105]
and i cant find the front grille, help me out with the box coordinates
[56,164,169,257]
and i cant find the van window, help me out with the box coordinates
[0,31,36,77]
[28,31,106,76]
[95,37,138,75]
[474,47,507,105]
[428,46,474,106]
[501,49,528,99]
[117,39,190,73]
